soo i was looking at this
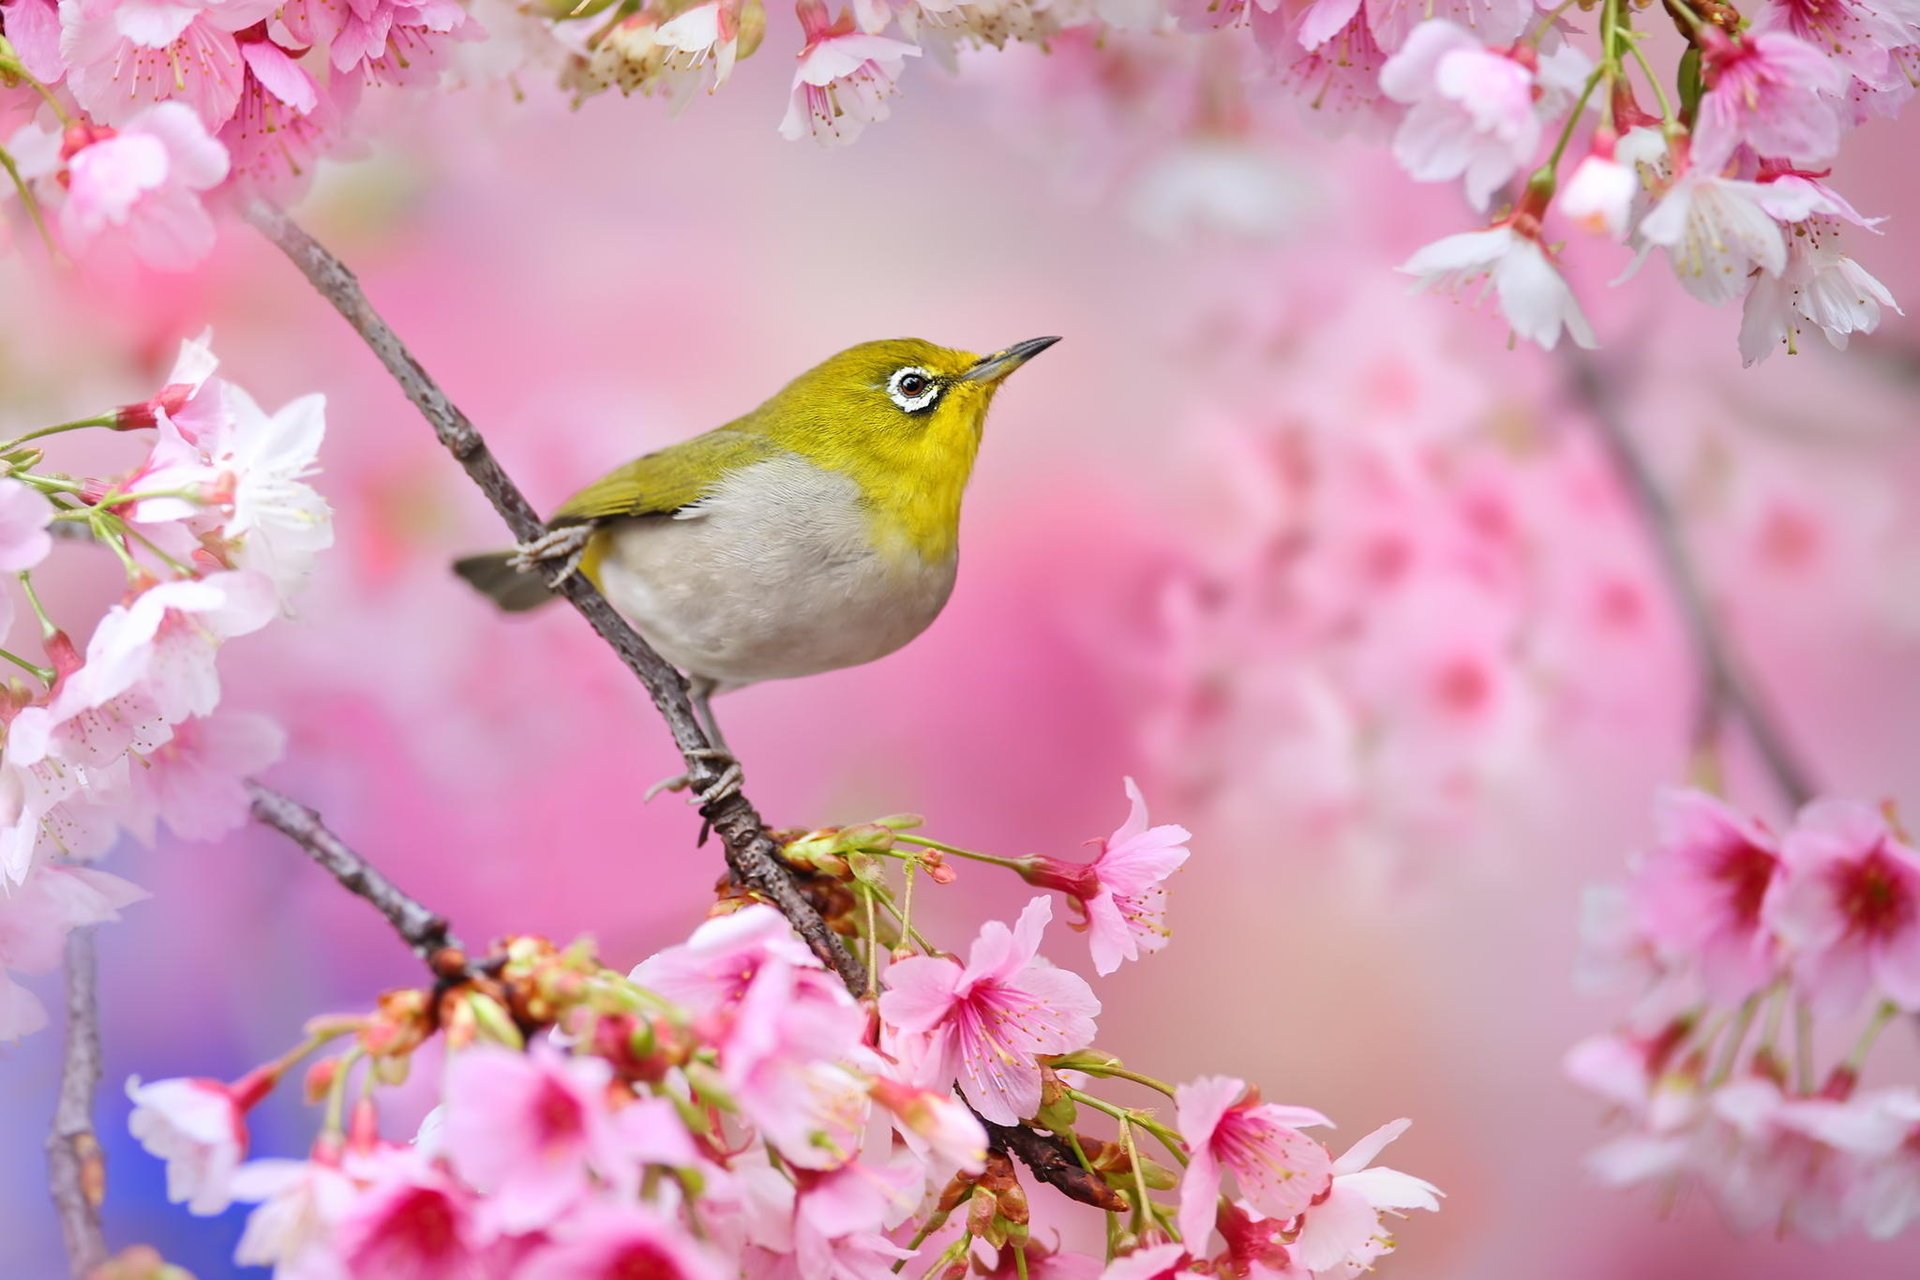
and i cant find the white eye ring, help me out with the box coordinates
[888,367,940,413]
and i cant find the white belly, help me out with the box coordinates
[592,454,957,689]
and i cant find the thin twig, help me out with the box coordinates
[1563,349,1819,809]
[245,200,863,991]
[48,928,107,1279]
[247,781,462,963]
[980,1114,1130,1213]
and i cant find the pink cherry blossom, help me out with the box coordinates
[218,36,345,201]
[1290,1119,1442,1273]
[1769,800,1920,1013]
[879,897,1099,1125]
[58,103,230,269]
[0,0,65,80]
[1175,1074,1333,1245]
[116,329,228,438]
[789,1157,920,1279]
[1099,1244,1201,1280]
[778,0,921,145]
[123,708,286,843]
[1400,220,1596,350]
[1629,787,1785,1000]
[331,0,474,87]
[330,1149,485,1280]
[0,478,53,572]
[1274,14,1399,140]
[1692,28,1846,171]
[1756,0,1920,99]
[518,1203,731,1280]
[1379,20,1590,211]
[1738,215,1901,365]
[868,1077,989,1177]
[441,1043,628,1231]
[60,0,279,128]
[127,1073,264,1214]
[1364,0,1535,52]
[721,951,871,1169]
[1024,777,1191,975]
[1634,160,1825,305]
[1559,138,1638,240]
[631,903,818,1004]
[230,1154,359,1272]
[654,0,750,90]
[0,864,145,1040]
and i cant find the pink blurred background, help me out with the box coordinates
[3,37,1919,1276]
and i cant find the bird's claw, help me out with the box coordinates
[644,749,742,807]
[509,524,595,587]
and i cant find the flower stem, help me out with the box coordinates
[0,145,57,260]
[18,570,58,640]
[0,643,54,685]
[0,416,117,453]
[1625,34,1680,125]
[1707,993,1760,1086]
[1119,1120,1155,1235]
[1793,1000,1815,1092]
[895,833,1028,872]
[1844,1002,1897,1073]
[1073,1061,1179,1099]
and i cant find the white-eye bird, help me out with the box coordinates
[453,336,1059,786]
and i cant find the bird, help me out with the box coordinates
[452,335,1059,800]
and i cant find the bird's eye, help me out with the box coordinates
[887,367,940,413]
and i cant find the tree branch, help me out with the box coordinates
[244,200,863,992]
[48,927,107,1280]
[1563,349,1819,809]
[247,780,465,966]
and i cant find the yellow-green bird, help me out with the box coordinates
[453,335,1059,778]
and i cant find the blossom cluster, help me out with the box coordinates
[1569,786,1920,1240]
[2,0,1913,356]
[0,0,477,267]
[1097,276,1672,884]
[124,782,1441,1278]
[0,333,330,1041]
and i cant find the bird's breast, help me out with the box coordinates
[590,453,958,688]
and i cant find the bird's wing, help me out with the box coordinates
[551,428,775,523]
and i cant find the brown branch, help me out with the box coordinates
[247,781,465,966]
[1563,349,1818,809]
[244,200,862,993]
[980,1115,1129,1213]
[48,927,107,1279]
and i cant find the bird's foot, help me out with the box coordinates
[509,523,595,587]
[644,749,743,807]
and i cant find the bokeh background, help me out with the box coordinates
[2,25,1919,1276]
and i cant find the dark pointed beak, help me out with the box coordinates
[960,335,1061,384]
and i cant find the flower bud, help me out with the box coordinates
[466,992,526,1050]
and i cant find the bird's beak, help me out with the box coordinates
[960,335,1061,384]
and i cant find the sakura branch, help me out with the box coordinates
[244,199,865,994]
[47,928,107,1280]
[116,781,1441,1278]
[246,781,467,968]
[1563,348,1817,807]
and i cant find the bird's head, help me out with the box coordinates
[752,336,1060,561]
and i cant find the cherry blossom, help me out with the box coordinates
[121,708,285,843]
[1022,777,1191,975]
[1738,217,1902,364]
[58,103,230,269]
[0,478,54,572]
[1400,218,1596,350]
[127,1073,267,1215]
[1692,29,1846,171]
[778,0,921,145]
[1175,1074,1334,1244]
[330,1150,487,1280]
[442,1044,629,1231]
[1379,20,1590,211]
[60,0,278,129]
[517,1203,732,1280]
[879,897,1100,1124]
[1770,800,1920,1013]
[1558,136,1637,241]
[0,864,145,1041]
[1629,787,1785,1000]
[230,1155,360,1273]
[1290,1120,1442,1273]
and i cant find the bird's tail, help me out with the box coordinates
[451,551,561,613]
